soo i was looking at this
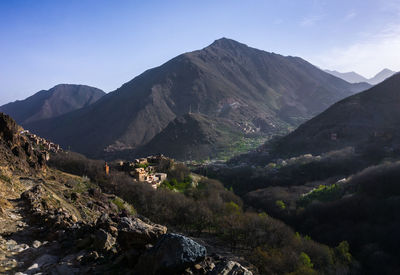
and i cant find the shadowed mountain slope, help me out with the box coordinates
[135,113,245,160]
[274,73,400,156]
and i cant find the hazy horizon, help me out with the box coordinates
[1,0,400,105]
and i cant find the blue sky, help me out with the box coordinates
[1,0,400,104]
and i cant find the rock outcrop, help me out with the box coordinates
[135,233,207,274]
[0,113,46,171]
[117,216,167,249]
[0,113,19,145]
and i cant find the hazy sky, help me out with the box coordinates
[1,0,400,105]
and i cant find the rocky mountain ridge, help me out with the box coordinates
[22,38,369,160]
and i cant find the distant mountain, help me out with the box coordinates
[273,73,400,156]
[325,68,396,85]
[24,38,369,160]
[324,70,368,83]
[368,68,397,85]
[0,84,105,125]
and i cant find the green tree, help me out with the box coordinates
[300,252,314,268]
[276,200,286,210]
[335,241,352,264]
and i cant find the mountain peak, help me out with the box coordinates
[50,84,102,92]
[324,69,368,83]
[375,68,395,77]
[325,68,397,85]
[369,68,397,85]
[0,84,105,125]
[208,37,248,50]
[380,68,394,73]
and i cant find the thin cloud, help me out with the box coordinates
[344,11,356,21]
[312,23,400,77]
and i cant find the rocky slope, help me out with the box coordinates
[24,38,369,160]
[0,113,253,274]
[0,84,105,125]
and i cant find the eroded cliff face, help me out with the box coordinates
[0,113,47,173]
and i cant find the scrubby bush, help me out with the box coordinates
[111,197,136,215]
[298,184,343,207]
[161,175,193,192]
[48,151,105,182]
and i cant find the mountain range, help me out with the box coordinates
[5,38,370,160]
[0,84,105,125]
[274,72,400,156]
[325,68,396,85]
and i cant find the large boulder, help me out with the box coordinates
[135,233,207,274]
[117,217,167,250]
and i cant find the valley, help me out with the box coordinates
[1,27,399,274]
[0,113,356,274]
[195,74,400,274]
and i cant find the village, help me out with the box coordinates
[19,129,63,162]
[21,128,169,190]
[20,130,63,153]
[20,128,168,190]
[106,155,168,190]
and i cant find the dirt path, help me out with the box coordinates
[0,178,63,274]
[0,198,30,273]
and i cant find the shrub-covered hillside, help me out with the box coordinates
[49,151,356,274]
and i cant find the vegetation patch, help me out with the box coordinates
[216,136,268,161]
[111,197,136,215]
[0,174,12,184]
[298,184,343,207]
[135,163,149,169]
[161,176,193,192]
[275,200,286,210]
